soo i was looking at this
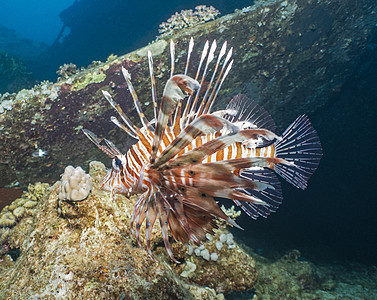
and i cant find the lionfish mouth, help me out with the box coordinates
[82,38,323,262]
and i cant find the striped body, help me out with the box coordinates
[83,39,322,261]
[101,128,277,195]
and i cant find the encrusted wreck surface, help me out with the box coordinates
[0,162,256,299]
[1,0,376,188]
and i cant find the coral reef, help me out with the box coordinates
[56,63,78,79]
[177,227,257,294]
[0,182,49,260]
[0,162,256,299]
[0,182,49,228]
[244,247,377,299]
[254,249,322,299]
[0,94,13,114]
[158,5,221,37]
[58,165,93,201]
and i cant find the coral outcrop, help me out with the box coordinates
[0,162,257,299]
[158,5,221,37]
[244,247,377,299]
[58,165,93,201]
[178,228,257,294]
[0,182,49,228]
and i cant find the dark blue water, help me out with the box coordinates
[0,0,74,44]
[238,35,377,265]
[0,0,250,81]
[1,0,377,267]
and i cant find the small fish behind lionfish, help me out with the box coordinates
[83,38,322,262]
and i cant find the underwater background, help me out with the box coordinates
[1,0,377,298]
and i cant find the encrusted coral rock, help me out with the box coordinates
[12,207,25,218]
[0,161,247,299]
[180,261,197,278]
[179,227,257,294]
[56,62,77,79]
[254,249,323,299]
[158,5,220,36]
[58,166,93,201]
[0,212,16,228]
[0,182,49,261]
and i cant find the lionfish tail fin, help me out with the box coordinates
[274,115,323,189]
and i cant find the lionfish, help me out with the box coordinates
[83,38,322,262]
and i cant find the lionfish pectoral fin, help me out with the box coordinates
[167,159,284,221]
[145,201,158,257]
[135,200,148,247]
[198,157,288,172]
[175,184,231,223]
[82,129,121,157]
[154,114,240,169]
[150,75,200,164]
[274,115,323,189]
[183,205,218,243]
[168,212,190,243]
[130,195,147,235]
[230,190,268,205]
[155,193,180,263]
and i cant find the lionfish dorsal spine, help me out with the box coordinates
[102,90,140,138]
[181,40,209,122]
[147,50,158,122]
[204,45,233,114]
[184,37,195,75]
[188,40,217,119]
[208,58,234,113]
[121,67,154,132]
[197,40,228,116]
[110,116,138,139]
[150,75,200,164]
[170,39,175,78]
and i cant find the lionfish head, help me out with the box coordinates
[81,129,133,195]
[101,154,132,195]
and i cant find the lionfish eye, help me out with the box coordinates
[114,157,122,167]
